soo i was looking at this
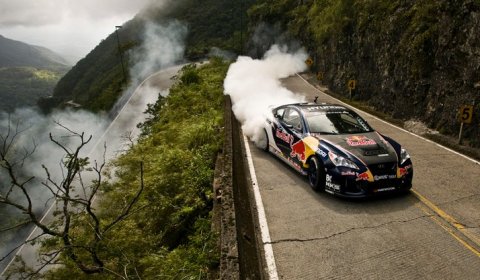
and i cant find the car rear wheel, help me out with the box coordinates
[256,129,269,151]
[308,157,325,192]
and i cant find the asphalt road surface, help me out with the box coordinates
[0,65,183,277]
[247,75,480,279]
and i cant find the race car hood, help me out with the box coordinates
[312,132,398,164]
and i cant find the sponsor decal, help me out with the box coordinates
[326,182,341,191]
[319,149,327,158]
[346,135,376,147]
[374,187,396,192]
[273,148,305,174]
[341,171,356,176]
[276,129,293,144]
[398,164,412,177]
[325,189,335,195]
[326,174,332,182]
[374,174,396,181]
[290,140,306,161]
[305,105,346,111]
[325,174,340,191]
[356,172,370,181]
[275,129,313,163]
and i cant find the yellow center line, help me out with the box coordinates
[412,189,480,257]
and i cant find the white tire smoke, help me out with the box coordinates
[224,45,308,143]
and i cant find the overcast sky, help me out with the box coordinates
[0,0,153,64]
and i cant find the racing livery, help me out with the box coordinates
[257,103,413,197]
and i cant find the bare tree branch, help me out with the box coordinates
[1,121,145,277]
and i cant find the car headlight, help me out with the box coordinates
[400,148,410,164]
[328,151,359,169]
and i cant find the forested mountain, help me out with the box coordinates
[43,0,255,113]
[0,35,68,70]
[248,0,480,147]
[0,35,69,112]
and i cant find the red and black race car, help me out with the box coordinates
[257,103,413,197]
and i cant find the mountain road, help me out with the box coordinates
[246,74,480,279]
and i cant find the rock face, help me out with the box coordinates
[312,1,480,147]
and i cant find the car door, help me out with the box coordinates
[271,107,290,155]
[274,107,306,165]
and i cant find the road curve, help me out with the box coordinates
[247,75,480,279]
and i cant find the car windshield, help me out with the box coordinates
[305,110,373,134]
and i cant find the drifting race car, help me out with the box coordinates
[257,103,413,197]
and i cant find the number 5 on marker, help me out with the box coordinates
[458,105,474,124]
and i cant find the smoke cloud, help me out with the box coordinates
[131,21,187,82]
[110,20,187,119]
[224,45,308,143]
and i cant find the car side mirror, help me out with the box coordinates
[284,123,293,129]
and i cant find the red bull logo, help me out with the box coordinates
[398,164,412,177]
[356,172,370,181]
[290,140,306,161]
[346,135,376,147]
[356,171,375,182]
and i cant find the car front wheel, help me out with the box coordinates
[308,157,325,192]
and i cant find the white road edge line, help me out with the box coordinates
[243,133,279,280]
[296,74,480,165]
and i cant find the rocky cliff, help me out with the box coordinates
[249,0,480,147]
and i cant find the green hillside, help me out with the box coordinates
[44,0,255,113]
[0,35,70,112]
[0,66,67,112]
[0,35,68,70]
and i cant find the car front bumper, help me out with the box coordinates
[325,169,413,198]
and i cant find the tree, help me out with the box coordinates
[0,120,144,279]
